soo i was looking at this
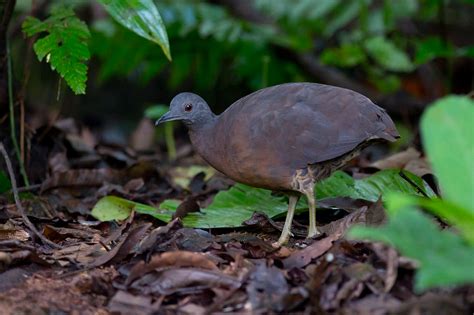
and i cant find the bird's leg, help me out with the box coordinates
[273,194,300,247]
[305,185,320,238]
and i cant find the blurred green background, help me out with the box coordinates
[11,0,474,142]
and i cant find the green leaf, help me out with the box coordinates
[367,67,401,93]
[415,37,454,64]
[387,193,474,245]
[323,1,360,37]
[349,198,474,291]
[459,45,474,58]
[315,169,434,201]
[320,44,366,67]
[91,169,433,228]
[144,104,169,119]
[91,196,134,221]
[22,7,90,94]
[421,96,474,212]
[0,171,11,194]
[91,195,173,221]
[364,36,414,72]
[98,0,171,61]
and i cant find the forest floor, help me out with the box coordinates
[0,117,472,315]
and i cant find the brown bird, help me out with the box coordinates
[156,83,399,246]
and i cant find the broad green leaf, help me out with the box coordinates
[364,36,414,72]
[386,193,474,244]
[98,0,171,60]
[0,171,11,194]
[22,7,90,94]
[91,196,134,221]
[421,96,474,212]
[92,169,434,228]
[91,195,174,221]
[349,198,474,291]
[314,169,434,201]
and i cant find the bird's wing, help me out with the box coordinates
[231,83,397,170]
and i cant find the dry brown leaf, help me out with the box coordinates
[369,147,421,170]
[126,251,219,285]
[283,236,336,269]
[128,267,241,295]
[129,118,155,151]
[88,223,152,268]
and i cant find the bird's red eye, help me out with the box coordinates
[184,104,193,112]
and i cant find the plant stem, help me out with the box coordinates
[7,39,29,187]
[0,141,59,248]
[165,123,176,160]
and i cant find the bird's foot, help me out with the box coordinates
[272,233,291,248]
[307,227,321,239]
[271,241,282,249]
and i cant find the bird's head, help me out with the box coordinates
[155,92,215,129]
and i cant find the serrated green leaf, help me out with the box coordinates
[349,200,474,291]
[22,6,90,94]
[32,33,59,61]
[22,16,48,36]
[364,36,414,72]
[98,0,171,60]
[420,96,474,212]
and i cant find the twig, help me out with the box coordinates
[0,141,60,248]
[7,38,30,187]
[398,171,429,198]
[7,183,41,193]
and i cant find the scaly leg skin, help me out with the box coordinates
[305,186,320,238]
[273,194,299,248]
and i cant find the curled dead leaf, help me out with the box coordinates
[126,251,218,285]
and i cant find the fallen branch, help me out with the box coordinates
[0,141,60,248]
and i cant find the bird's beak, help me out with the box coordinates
[155,112,181,126]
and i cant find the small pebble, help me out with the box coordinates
[295,242,307,249]
[325,253,334,262]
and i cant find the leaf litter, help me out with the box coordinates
[0,117,472,314]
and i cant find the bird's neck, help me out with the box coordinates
[188,115,223,169]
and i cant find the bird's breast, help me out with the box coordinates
[188,120,293,191]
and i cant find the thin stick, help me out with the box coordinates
[0,142,60,248]
[398,171,429,198]
[7,38,30,187]
[7,183,41,193]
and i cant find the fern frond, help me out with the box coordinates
[22,7,90,94]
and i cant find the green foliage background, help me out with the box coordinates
[14,0,473,121]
